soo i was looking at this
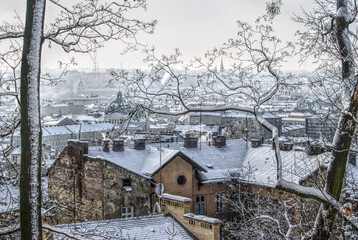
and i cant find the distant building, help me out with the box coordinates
[187,112,222,126]
[105,91,131,115]
[41,102,85,116]
[282,124,306,137]
[3,145,54,178]
[13,123,118,151]
[306,116,338,141]
[221,111,282,140]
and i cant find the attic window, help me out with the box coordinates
[206,164,213,169]
[123,179,131,187]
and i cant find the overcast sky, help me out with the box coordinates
[1,0,314,71]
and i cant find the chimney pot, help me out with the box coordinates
[134,138,146,150]
[251,139,261,148]
[213,136,226,148]
[103,140,110,152]
[113,139,124,152]
[184,137,198,148]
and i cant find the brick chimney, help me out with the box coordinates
[103,139,110,152]
[213,136,226,148]
[68,140,88,155]
[349,152,357,166]
[134,138,146,150]
[113,139,124,152]
[184,137,198,148]
[251,139,261,148]
[279,142,293,151]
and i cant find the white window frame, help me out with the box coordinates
[216,194,223,213]
[121,206,134,218]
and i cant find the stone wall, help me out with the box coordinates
[48,141,152,224]
[102,161,152,219]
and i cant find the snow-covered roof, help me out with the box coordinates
[54,214,196,240]
[15,123,117,137]
[190,112,221,117]
[161,193,192,202]
[183,213,221,224]
[262,112,280,119]
[10,146,21,155]
[282,124,305,132]
[87,146,205,179]
[85,138,330,188]
[153,139,248,183]
[241,145,330,187]
[282,118,306,122]
[65,122,116,133]
[43,126,73,136]
[174,125,220,133]
[153,140,330,187]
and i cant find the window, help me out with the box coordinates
[216,194,223,213]
[177,175,186,185]
[12,155,18,164]
[121,206,133,218]
[123,179,132,192]
[123,179,131,187]
[195,195,206,215]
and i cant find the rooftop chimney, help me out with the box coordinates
[68,140,88,155]
[184,137,198,148]
[103,139,110,152]
[279,142,293,151]
[113,139,124,152]
[213,136,226,148]
[134,138,146,150]
[251,139,261,148]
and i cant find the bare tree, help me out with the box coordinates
[0,0,155,238]
[112,0,358,238]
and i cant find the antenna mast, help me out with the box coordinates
[93,49,99,76]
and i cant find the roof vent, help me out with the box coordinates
[205,164,213,169]
[251,139,261,148]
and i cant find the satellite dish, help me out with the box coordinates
[155,183,165,196]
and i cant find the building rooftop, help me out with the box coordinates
[87,145,206,179]
[53,214,196,240]
[86,139,331,187]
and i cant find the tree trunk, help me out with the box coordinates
[314,0,358,238]
[20,0,46,239]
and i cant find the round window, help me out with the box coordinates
[177,175,186,185]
